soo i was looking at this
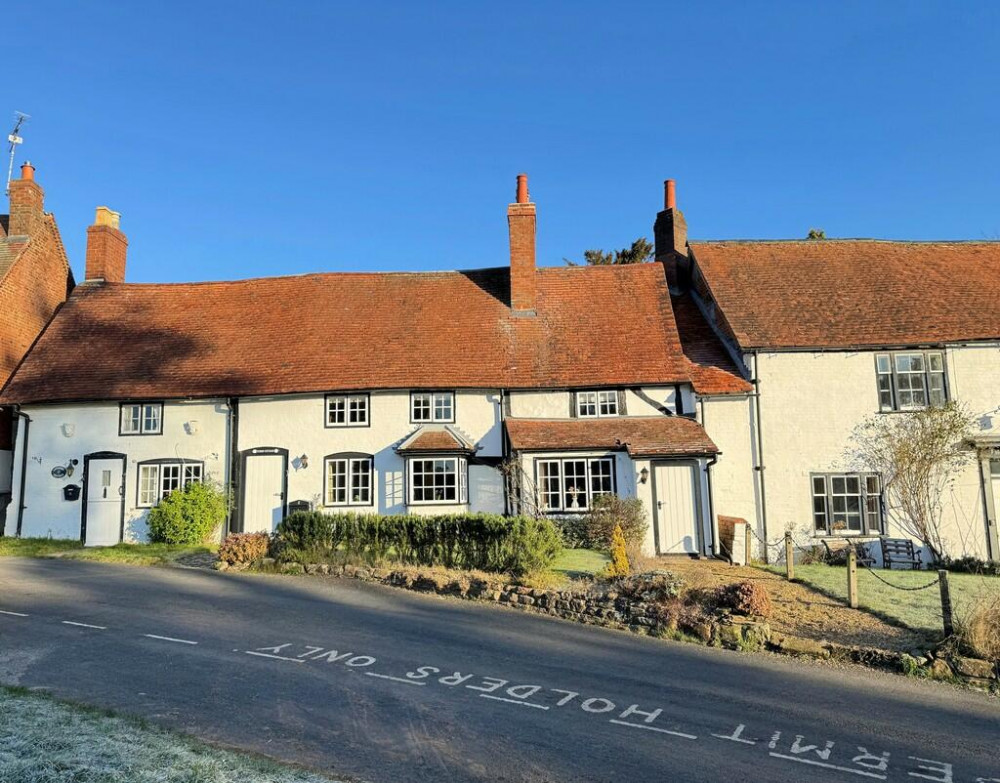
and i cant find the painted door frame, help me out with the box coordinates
[238,447,289,533]
[650,458,705,556]
[80,451,127,545]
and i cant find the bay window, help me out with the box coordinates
[408,457,467,504]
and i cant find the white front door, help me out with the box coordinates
[653,461,701,555]
[85,457,124,547]
[243,452,286,534]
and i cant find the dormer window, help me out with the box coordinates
[575,390,620,418]
[120,403,163,436]
[411,391,454,423]
[875,351,948,412]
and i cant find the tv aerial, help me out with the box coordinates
[5,111,30,195]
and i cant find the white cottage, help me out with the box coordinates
[0,175,748,555]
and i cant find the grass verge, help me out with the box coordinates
[764,563,1000,637]
[550,548,609,580]
[0,538,214,566]
[0,685,336,782]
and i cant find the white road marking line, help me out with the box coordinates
[243,650,306,663]
[365,672,426,686]
[144,634,198,645]
[768,753,887,780]
[0,610,29,617]
[609,719,697,740]
[62,620,106,630]
[479,694,550,710]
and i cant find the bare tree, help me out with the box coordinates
[847,402,974,561]
[499,457,542,518]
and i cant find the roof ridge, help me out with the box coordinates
[691,238,1000,245]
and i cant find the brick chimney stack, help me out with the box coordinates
[85,206,128,283]
[654,178,690,288]
[8,162,45,237]
[508,173,536,314]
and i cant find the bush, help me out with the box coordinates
[959,594,1000,662]
[218,532,270,565]
[272,511,562,576]
[552,516,590,549]
[147,482,228,544]
[605,523,630,578]
[942,556,1000,577]
[715,580,772,618]
[583,495,649,551]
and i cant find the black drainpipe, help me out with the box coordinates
[14,407,31,538]
[705,452,719,558]
[751,352,770,561]
[227,398,240,536]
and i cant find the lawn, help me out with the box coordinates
[764,563,1000,637]
[551,548,609,579]
[0,686,336,782]
[0,538,214,566]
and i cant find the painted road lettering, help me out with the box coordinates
[243,641,996,781]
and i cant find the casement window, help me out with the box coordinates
[875,351,947,412]
[326,394,369,427]
[574,390,623,418]
[536,457,616,512]
[324,454,374,506]
[811,473,883,536]
[120,403,163,435]
[408,457,468,504]
[137,461,203,507]
[411,391,455,423]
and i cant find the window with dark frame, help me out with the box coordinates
[536,457,616,512]
[324,455,373,506]
[326,394,369,427]
[408,457,467,504]
[875,351,947,412]
[137,461,202,507]
[411,391,454,423]
[811,473,883,536]
[120,403,163,435]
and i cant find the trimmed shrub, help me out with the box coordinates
[716,580,772,618]
[605,523,630,578]
[147,482,228,544]
[218,532,270,565]
[552,515,590,549]
[272,512,562,576]
[943,556,1000,577]
[583,495,649,551]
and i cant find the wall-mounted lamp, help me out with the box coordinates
[299,454,309,469]
[639,467,649,485]
[185,420,201,436]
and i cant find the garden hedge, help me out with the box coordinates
[273,511,561,576]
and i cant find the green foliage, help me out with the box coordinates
[605,523,630,578]
[566,237,654,266]
[147,482,228,545]
[218,532,270,565]
[942,556,1000,577]
[806,228,826,239]
[583,494,649,551]
[273,511,562,576]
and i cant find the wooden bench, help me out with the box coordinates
[821,538,877,568]
[880,537,923,570]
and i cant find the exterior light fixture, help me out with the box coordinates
[299,454,309,469]
[639,467,649,485]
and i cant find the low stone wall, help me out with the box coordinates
[253,559,999,692]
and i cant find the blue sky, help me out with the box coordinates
[6,1,999,283]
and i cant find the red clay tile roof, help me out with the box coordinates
[0,263,693,404]
[504,416,718,457]
[670,293,751,394]
[691,240,1000,350]
[396,427,476,453]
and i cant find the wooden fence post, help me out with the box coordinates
[847,549,858,609]
[784,532,794,581]
[938,570,954,638]
[745,525,753,566]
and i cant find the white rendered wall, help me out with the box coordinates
[699,394,759,532]
[754,348,998,559]
[508,387,681,418]
[12,401,229,542]
[237,390,504,517]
